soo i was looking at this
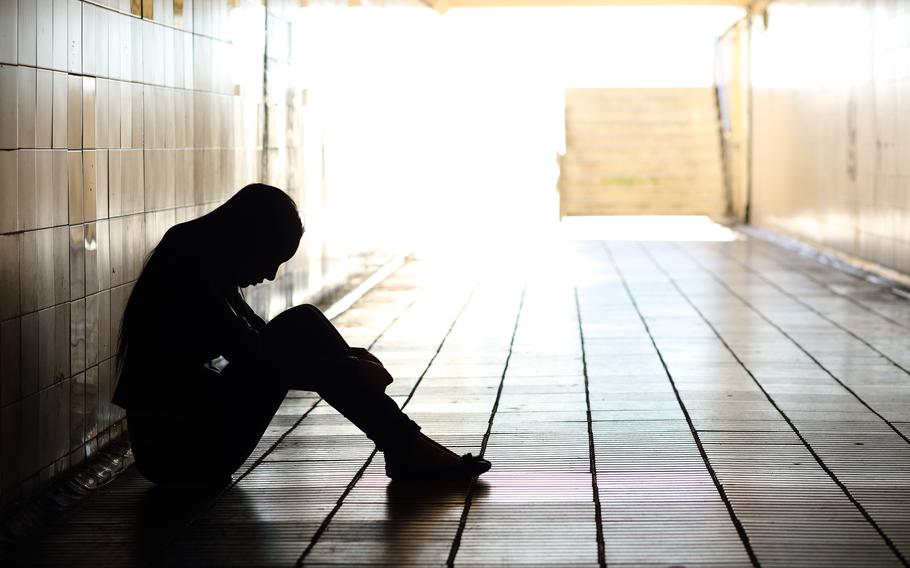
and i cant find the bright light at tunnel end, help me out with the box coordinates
[560,216,742,242]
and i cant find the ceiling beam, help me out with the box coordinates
[429,0,750,13]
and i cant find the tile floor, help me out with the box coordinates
[5,228,910,567]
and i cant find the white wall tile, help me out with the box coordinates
[36,0,51,67]
[36,307,55,390]
[17,65,36,148]
[51,70,65,148]
[94,79,106,149]
[66,0,80,73]
[82,149,95,221]
[118,80,129,147]
[106,79,119,148]
[67,149,81,223]
[52,0,67,71]
[95,149,107,220]
[128,16,142,84]
[20,311,38,396]
[129,82,141,147]
[0,0,17,65]
[50,148,67,225]
[66,74,80,148]
[17,0,37,65]
[94,6,108,79]
[35,149,53,228]
[84,226,97,296]
[0,235,20,321]
[34,229,53,310]
[52,224,68,301]
[0,64,17,149]
[35,68,51,147]
[107,11,120,80]
[80,2,95,76]
[18,149,37,230]
[0,150,19,233]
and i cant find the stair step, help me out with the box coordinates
[561,87,725,216]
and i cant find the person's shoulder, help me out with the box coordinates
[159,221,192,246]
[158,220,207,260]
[141,221,208,283]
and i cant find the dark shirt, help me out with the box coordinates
[111,221,266,411]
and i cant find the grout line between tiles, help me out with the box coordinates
[603,241,761,568]
[296,277,482,566]
[574,285,607,568]
[446,277,527,568]
[723,243,910,373]
[646,242,908,567]
[733,225,910,300]
[745,236,910,332]
[679,243,910,448]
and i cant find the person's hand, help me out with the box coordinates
[350,347,382,366]
[346,357,393,392]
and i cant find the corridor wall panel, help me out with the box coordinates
[749,0,910,276]
[0,0,425,508]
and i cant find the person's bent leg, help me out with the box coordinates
[264,304,391,389]
[266,308,449,469]
[265,305,419,449]
[263,303,491,480]
[317,357,421,452]
[263,304,350,364]
[208,361,291,476]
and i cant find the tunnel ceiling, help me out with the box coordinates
[428,0,751,10]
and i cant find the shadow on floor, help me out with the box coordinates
[2,472,227,567]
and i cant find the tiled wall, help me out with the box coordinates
[747,0,910,275]
[0,0,424,506]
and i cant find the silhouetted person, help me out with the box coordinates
[112,184,490,485]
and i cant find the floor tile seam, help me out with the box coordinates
[602,241,760,568]
[649,243,909,567]
[298,276,485,566]
[676,244,910,448]
[153,285,422,566]
[447,277,528,568]
[574,285,609,568]
[714,244,910,382]
[743,238,910,333]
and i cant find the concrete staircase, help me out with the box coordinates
[560,88,726,217]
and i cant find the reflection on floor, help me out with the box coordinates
[7,226,910,567]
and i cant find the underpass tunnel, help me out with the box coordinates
[1,0,910,565]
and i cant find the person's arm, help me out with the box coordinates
[350,347,382,366]
[183,278,264,367]
[231,290,267,331]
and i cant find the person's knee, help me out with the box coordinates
[298,303,322,316]
[286,303,325,327]
[265,303,322,339]
[265,303,349,365]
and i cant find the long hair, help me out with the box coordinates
[115,184,303,379]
